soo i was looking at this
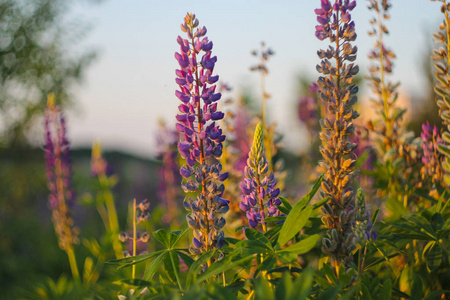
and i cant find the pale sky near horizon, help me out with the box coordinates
[65,0,442,158]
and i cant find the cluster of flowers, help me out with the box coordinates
[44,94,79,251]
[239,123,281,231]
[431,0,450,186]
[298,83,320,136]
[353,189,377,246]
[315,0,360,264]
[119,199,151,258]
[420,122,444,185]
[175,13,229,254]
[366,0,404,153]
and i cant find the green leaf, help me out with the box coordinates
[107,249,166,269]
[424,290,450,300]
[410,275,423,300]
[254,276,275,300]
[153,228,189,249]
[143,251,167,281]
[316,285,341,300]
[235,240,272,253]
[153,229,170,248]
[197,253,253,282]
[430,213,444,232]
[278,234,319,255]
[163,251,181,288]
[278,206,313,246]
[256,254,277,274]
[113,278,153,287]
[292,266,314,300]
[245,228,270,246]
[263,216,286,223]
[379,279,392,299]
[312,197,329,210]
[186,250,215,288]
[279,196,292,211]
[175,250,194,268]
[169,228,190,248]
[423,241,442,272]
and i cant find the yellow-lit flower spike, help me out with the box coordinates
[47,92,55,109]
[250,123,264,162]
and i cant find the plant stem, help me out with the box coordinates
[100,175,122,259]
[132,198,137,280]
[66,246,80,282]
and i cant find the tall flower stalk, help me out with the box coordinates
[431,0,450,186]
[366,0,404,154]
[175,13,229,256]
[239,123,281,232]
[315,0,359,272]
[44,93,79,280]
[119,199,150,279]
[420,122,444,188]
[156,121,181,224]
[91,142,122,259]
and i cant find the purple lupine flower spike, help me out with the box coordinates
[240,123,281,232]
[175,13,229,255]
[315,0,359,267]
[44,94,78,251]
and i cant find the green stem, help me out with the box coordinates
[66,246,80,282]
[132,198,137,280]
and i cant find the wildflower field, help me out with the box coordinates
[2,0,450,299]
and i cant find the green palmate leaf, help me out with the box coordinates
[143,251,167,281]
[278,234,320,255]
[185,250,215,288]
[197,253,253,282]
[107,249,166,268]
[278,206,314,246]
[245,228,271,246]
[423,241,442,272]
[235,240,272,253]
[153,228,189,249]
[404,215,436,240]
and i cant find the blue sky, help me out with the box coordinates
[67,0,442,158]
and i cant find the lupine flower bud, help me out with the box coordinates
[239,124,281,231]
[175,13,229,255]
[44,94,79,251]
[315,0,359,266]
